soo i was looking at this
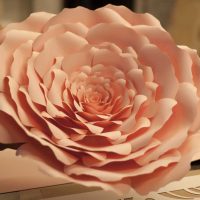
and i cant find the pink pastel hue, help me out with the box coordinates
[1,4,200,195]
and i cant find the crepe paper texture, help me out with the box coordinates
[1,4,200,196]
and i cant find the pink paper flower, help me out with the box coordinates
[1,4,200,195]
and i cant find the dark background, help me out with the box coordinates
[64,0,134,10]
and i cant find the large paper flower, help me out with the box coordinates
[1,4,200,195]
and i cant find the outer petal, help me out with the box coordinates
[134,26,194,83]
[179,46,200,133]
[105,4,161,27]
[17,142,131,195]
[135,83,199,165]
[138,44,178,98]
[0,111,28,144]
[0,12,54,42]
[10,40,33,85]
[33,23,88,52]
[0,30,39,91]
[34,32,88,78]
[43,7,99,31]
[131,133,200,195]
[86,23,149,53]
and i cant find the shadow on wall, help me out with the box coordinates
[0,0,63,25]
[168,0,200,53]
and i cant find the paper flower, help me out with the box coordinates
[1,4,200,195]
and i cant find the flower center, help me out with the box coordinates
[67,63,132,114]
[69,64,114,105]
[86,90,102,103]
